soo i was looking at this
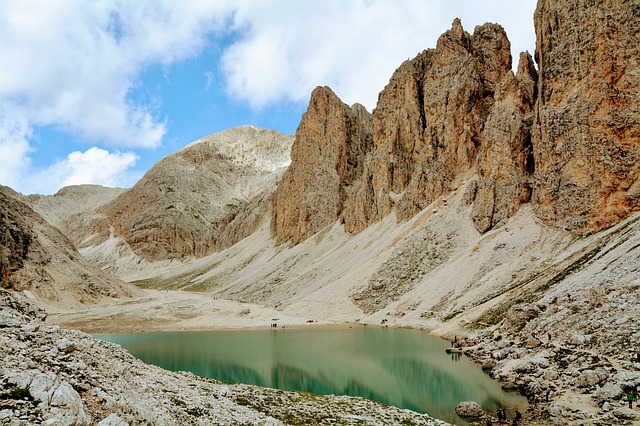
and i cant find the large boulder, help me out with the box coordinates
[455,401,486,418]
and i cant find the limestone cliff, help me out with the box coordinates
[271,87,373,246]
[360,19,511,229]
[274,19,516,244]
[273,0,640,245]
[531,0,640,233]
[471,52,537,232]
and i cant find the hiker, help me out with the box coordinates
[547,332,552,343]
[514,409,522,423]
[629,391,634,409]
[545,387,550,402]
[496,408,505,423]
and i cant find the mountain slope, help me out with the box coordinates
[0,185,140,309]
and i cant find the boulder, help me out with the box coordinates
[575,368,608,388]
[612,407,639,421]
[98,413,129,426]
[455,401,486,418]
[504,304,539,329]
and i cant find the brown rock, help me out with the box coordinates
[532,0,640,232]
[271,87,373,246]
[472,52,537,232]
[0,186,137,305]
[345,19,511,232]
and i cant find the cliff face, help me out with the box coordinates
[271,87,373,245]
[532,0,640,232]
[273,0,640,245]
[471,52,538,232]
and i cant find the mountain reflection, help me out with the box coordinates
[96,327,527,424]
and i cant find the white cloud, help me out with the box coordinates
[0,0,233,193]
[0,111,33,190]
[221,0,537,110]
[24,147,141,195]
[0,0,231,149]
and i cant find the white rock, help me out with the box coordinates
[455,401,485,417]
[28,371,57,403]
[98,413,129,426]
[568,333,586,345]
[57,338,76,353]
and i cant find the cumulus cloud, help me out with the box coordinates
[0,0,231,149]
[222,0,537,110]
[24,147,140,195]
[0,0,232,193]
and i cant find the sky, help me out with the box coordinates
[0,0,537,195]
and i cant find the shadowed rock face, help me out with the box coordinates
[0,186,135,305]
[531,0,640,233]
[471,52,538,232]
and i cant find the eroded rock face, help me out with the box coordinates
[0,186,136,305]
[471,52,537,232]
[359,19,512,228]
[271,87,373,246]
[531,0,640,232]
[272,0,640,246]
[274,20,513,245]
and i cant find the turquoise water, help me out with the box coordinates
[96,327,527,424]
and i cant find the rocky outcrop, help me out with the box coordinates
[349,20,512,232]
[274,20,513,245]
[271,87,372,246]
[0,186,137,306]
[0,290,447,426]
[471,52,537,232]
[102,126,293,260]
[531,0,640,233]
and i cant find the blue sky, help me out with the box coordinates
[0,0,536,195]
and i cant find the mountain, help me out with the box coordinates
[0,185,140,309]
[3,0,639,424]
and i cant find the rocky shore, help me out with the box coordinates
[0,290,448,426]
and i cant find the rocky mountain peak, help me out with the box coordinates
[531,0,640,233]
[272,0,639,245]
[271,86,373,246]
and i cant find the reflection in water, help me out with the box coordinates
[96,327,527,424]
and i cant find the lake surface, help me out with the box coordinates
[96,327,527,424]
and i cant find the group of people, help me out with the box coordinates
[493,408,521,425]
[450,335,476,349]
[530,331,552,345]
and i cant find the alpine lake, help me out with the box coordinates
[96,326,527,424]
